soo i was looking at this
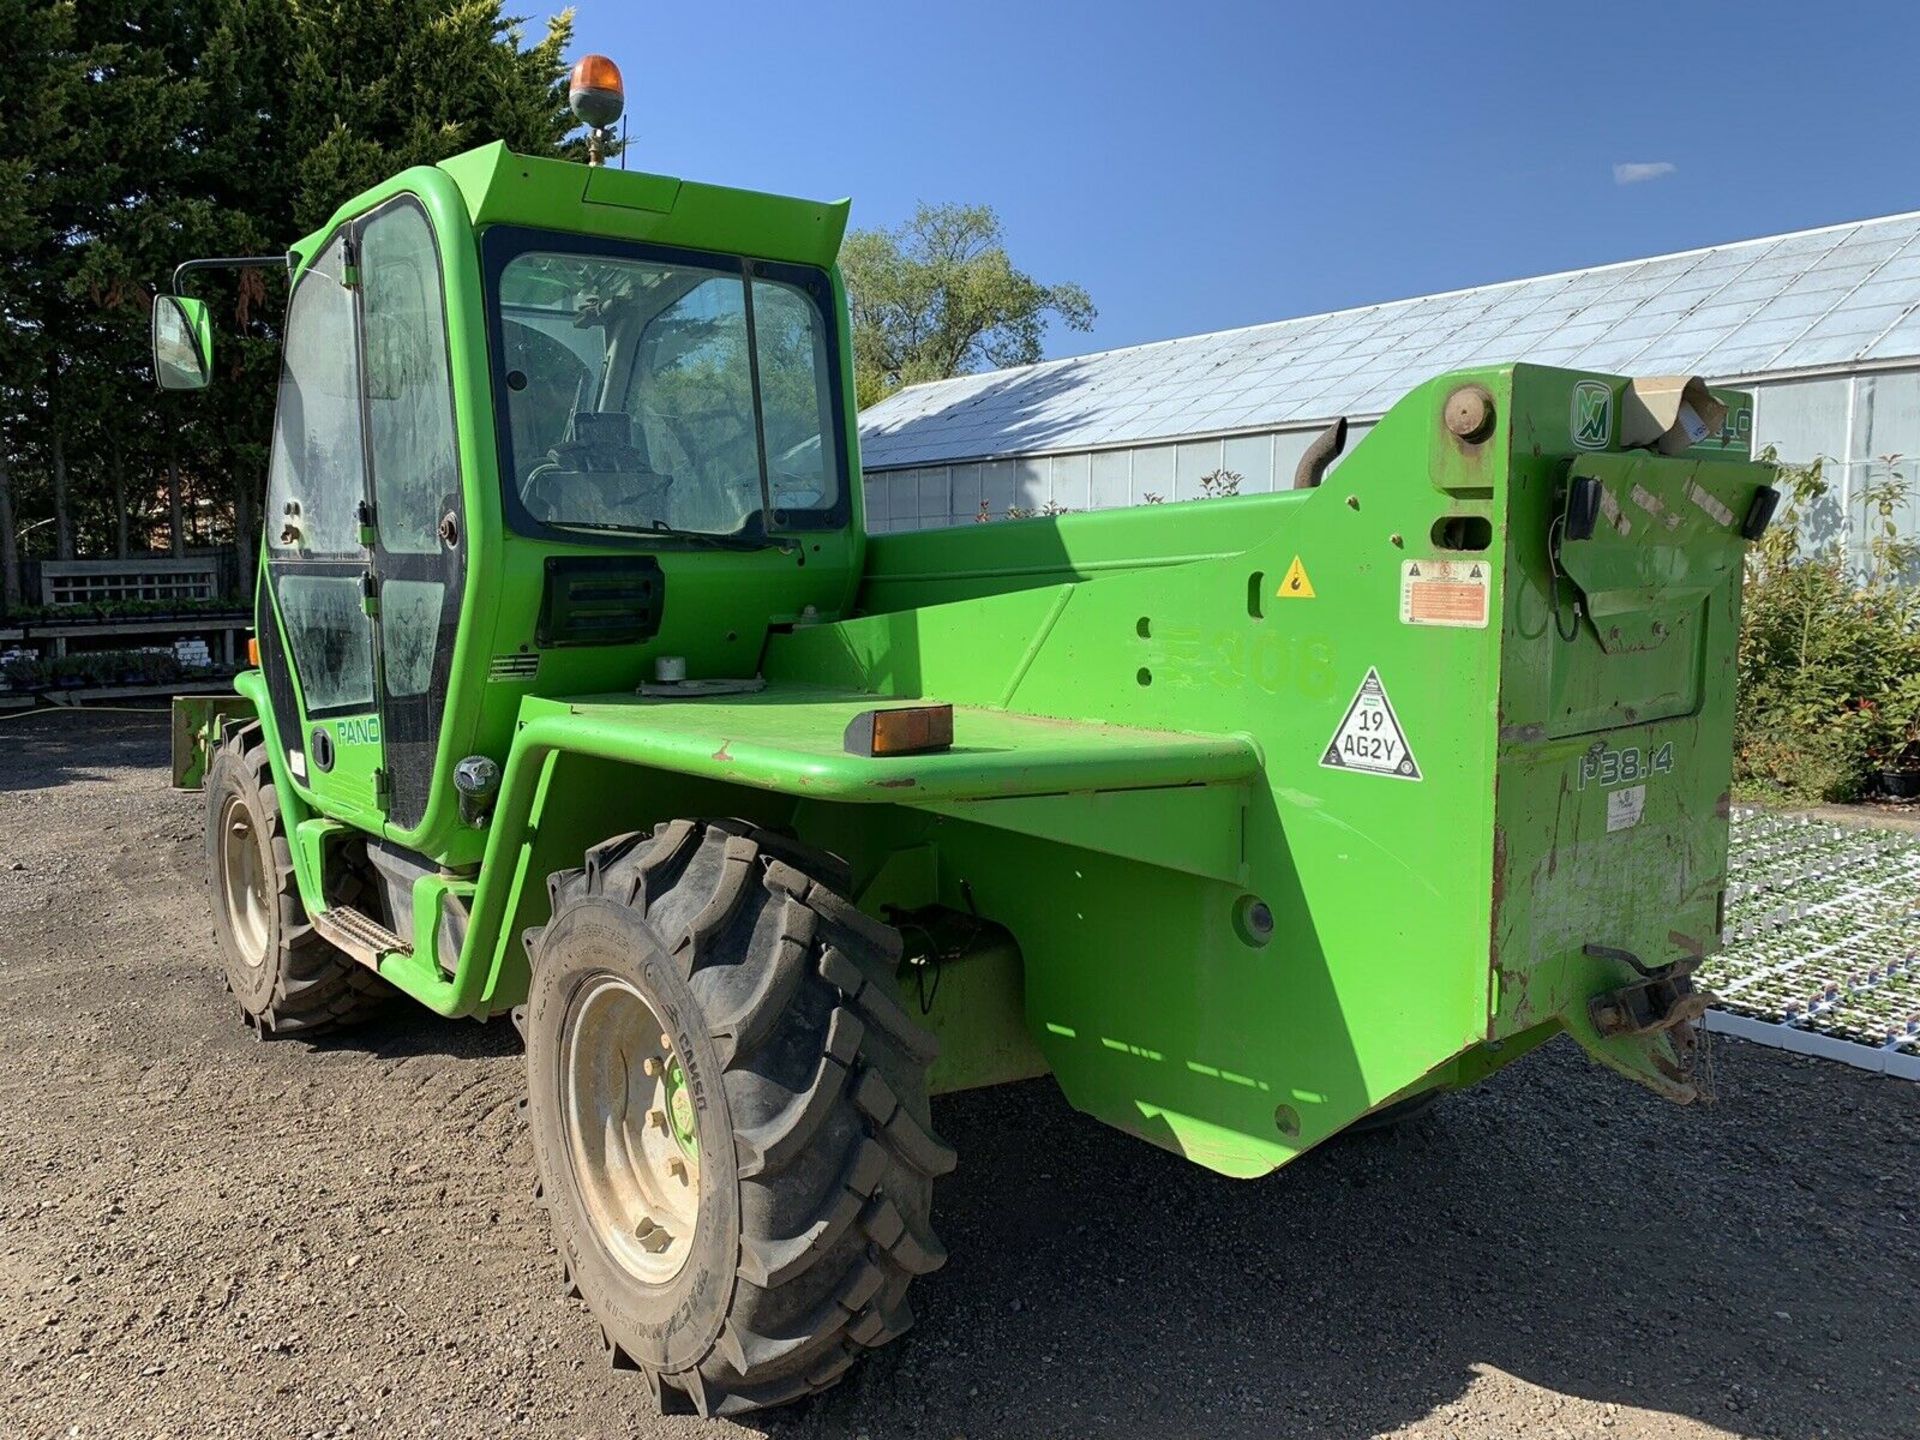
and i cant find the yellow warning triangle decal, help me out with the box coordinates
[1276,555,1315,599]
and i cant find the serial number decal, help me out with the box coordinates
[1577,741,1674,790]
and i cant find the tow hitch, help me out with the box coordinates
[1584,944,1710,1038]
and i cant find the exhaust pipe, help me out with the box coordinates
[1293,417,1348,490]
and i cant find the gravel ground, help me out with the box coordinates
[2,710,1916,1440]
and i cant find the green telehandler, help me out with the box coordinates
[157,57,1780,1417]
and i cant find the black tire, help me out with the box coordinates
[204,722,386,1036]
[1344,1088,1445,1136]
[525,819,953,1417]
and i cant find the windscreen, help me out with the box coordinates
[489,234,843,541]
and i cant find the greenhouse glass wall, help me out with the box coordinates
[857,210,1920,564]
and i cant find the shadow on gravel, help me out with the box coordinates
[0,709,172,792]
[306,1004,523,1063]
[775,1043,1917,1440]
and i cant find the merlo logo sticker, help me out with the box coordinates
[1571,379,1612,451]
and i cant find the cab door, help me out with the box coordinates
[258,233,384,825]
[355,198,465,837]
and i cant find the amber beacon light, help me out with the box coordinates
[568,55,625,164]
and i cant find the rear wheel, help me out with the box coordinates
[525,819,953,1417]
[204,723,386,1035]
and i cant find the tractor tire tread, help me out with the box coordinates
[210,724,386,1036]
[531,818,948,1417]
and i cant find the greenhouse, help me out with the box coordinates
[858,208,1920,562]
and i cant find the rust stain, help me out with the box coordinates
[1488,824,1513,1036]
[1547,771,1569,879]
[1667,929,1705,958]
[712,742,733,763]
[1491,826,1507,908]
[874,777,919,789]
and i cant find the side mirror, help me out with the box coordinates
[152,294,213,391]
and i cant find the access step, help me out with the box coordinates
[313,906,411,970]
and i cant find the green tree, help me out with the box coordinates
[0,0,580,607]
[841,202,1095,409]
[1735,452,1920,801]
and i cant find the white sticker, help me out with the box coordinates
[1607,784,1647,832]
[1676,401,1712,445]
[1598,485,1631,536]
[1630,484,1683,533]
[1401,559,1490,628]
[1321,668,1421,780]
[1686,480,1734,528]
[287,749,307,781]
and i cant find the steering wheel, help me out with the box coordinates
[524,458,674,524]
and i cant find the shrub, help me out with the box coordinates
[1734,452,1920,801]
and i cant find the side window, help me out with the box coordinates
[363,204,458,556]
[361,201,459,701]
[265,240,365,557]
[276,576,375,712]
[752,277,838,511]
[264,237,375,715]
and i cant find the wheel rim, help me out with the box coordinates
[218,793,271,967]
[561,973,702,1286]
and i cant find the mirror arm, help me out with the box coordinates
[172,253,294,295]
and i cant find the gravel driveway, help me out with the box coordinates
[2,711,1915,1440]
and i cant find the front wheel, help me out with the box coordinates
[204,723,386,1036]
[524,820,953,1417]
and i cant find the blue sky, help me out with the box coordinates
[572,1,1912,360]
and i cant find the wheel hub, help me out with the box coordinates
[561,974,701,1286]
[218,794,271,967]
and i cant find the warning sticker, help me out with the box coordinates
[1276,555,1315,599]
[1321,668,1421,780]
[1607,784,1647,832]
[1400,559,1490,629]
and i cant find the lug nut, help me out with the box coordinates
[647,1108,669,1133]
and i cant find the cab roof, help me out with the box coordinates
[292,142,851,273]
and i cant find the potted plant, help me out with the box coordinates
[0,653,45,691]
[1869,677,1920,799]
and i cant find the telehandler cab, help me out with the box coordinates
[159,55,1779,1417]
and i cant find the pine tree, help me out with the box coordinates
[0,0,581,600]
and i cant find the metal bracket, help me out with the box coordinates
[1584,945,1710,1038]
[171,253,294,295]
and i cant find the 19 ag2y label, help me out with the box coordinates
[1321,668,1422,780]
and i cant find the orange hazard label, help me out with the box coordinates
[1400,559,1490,629]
